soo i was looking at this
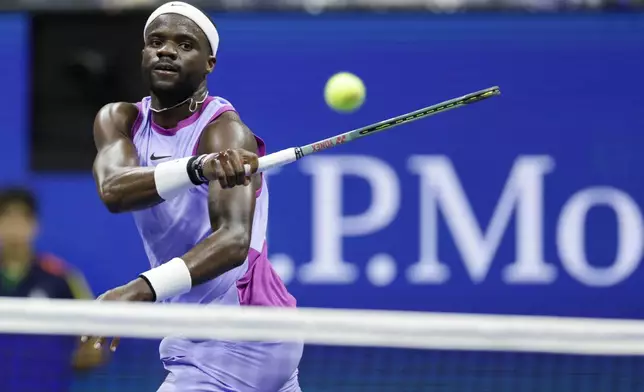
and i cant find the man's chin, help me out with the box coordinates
[151,79,180,93]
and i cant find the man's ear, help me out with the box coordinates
[206,56,216,74]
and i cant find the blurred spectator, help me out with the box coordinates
[0,187,104,392]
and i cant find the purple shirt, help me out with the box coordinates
[131,96,301,391]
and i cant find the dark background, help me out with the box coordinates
[31,12,147,170]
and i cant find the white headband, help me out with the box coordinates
[144,1,219,57]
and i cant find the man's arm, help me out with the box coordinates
[92,102,161,213]
[93,104,258,214]
[95,111,260,305]
[84,112,261,351]
[132,112,260,300]
[183,111,261,286]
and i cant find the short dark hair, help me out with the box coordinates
[0,187,38,217]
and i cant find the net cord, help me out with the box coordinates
[2,297,644,356]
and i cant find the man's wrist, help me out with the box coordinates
[127,278,156,302]
[138,257,193,302]
[154,156,204,200]
[188,154,210,184]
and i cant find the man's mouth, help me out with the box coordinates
[153,63,179,74]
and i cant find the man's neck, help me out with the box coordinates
[151,85,208,129]
[0,244,33,281]
[150,100,195,129]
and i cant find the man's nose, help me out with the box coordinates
[156,43,178,59]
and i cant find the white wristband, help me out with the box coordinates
[139,258,192,302]
[154,157,198,200]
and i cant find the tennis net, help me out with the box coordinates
[1,297,644,392]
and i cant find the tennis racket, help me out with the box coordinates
[245,86,501,175]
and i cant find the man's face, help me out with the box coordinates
[141,14,214,99]
[0,202,37,247]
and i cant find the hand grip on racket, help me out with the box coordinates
[244,86,501,176]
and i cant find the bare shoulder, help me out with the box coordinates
[94,102,140,141]
[197,111,258,155]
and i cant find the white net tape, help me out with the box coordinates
[2,297,644,356]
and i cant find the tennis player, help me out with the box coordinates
[88,2,302,391]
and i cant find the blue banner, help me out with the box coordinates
[212,13,644,318]
[2,13,644,319]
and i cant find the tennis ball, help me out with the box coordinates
[324,72,366,113]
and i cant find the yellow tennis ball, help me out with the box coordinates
[324,72,366,113]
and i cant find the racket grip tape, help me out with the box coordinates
[244,147,298,176]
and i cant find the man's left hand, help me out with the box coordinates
[81,278,153,352]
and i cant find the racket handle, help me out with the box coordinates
[244,147,298,176]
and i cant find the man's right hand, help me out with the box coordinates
[202,148,259,189]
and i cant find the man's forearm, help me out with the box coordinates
[98,167,162,213]
[98,156,208,213]
[183,228,250,286]
[134,228,250,302]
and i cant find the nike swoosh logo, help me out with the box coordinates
[150,153,171,161]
